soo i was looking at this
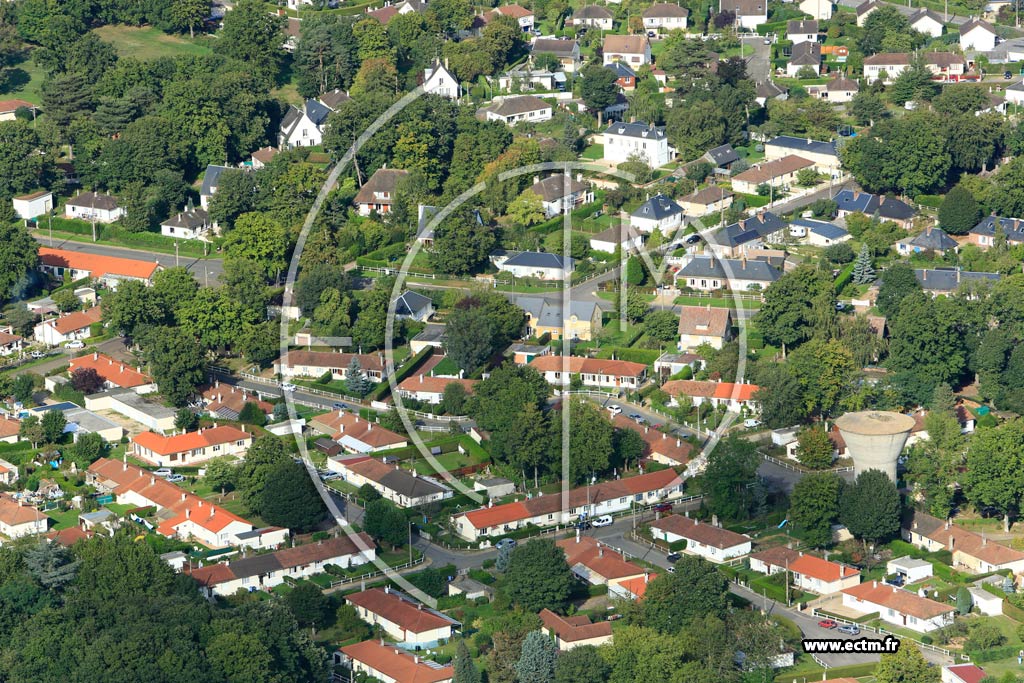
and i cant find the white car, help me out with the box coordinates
[29,351,45,359]
[592,515,614,527]
[743,418,761,429]
[64,340,84,349]
[154,468,172,478]
[281,382,297,392]
[607,405,622,416]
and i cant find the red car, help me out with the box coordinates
[652,503,673,513]
[818,619,838,629]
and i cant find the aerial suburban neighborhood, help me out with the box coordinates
[1,0,1024,681]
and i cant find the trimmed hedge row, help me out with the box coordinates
[366,346,434,402]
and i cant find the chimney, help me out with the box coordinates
[150,476,155,486]
[948,535,954,551]
[599,546,604,557]
[644,571,649,583]
[181,492,186,501]
[385,585,390,594]
[215,379,219,388]
[419,374,423,384]
[873,580,877,588]
[415,656,420,664]
[712,514,719,527]
[186,507,191,518]
[676,438,681,447]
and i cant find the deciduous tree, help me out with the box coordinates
[790,471,842,548]
[840,469,901,545]
[503,539,573,613]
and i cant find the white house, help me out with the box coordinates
[841,581,955,633]
[642,3,689,33]
[603,35,652,66]
[603,121,674,168]
[278,98,333,149]
[787,19,818,44]
[661,379,761,412]
[531,39,581,72]
[786,41,822,77]
[354,167,410,216]
[496,251,575,280]
[492,4,534,31]
[799,0,832,20]
[347,587,459,648]
[132,425,253,467]
[528,355,647,389]
[199,165,231,211]
[397,375,476,405]
[764,136,839,175]
[480,95,553,126]
[649,514,752,562]
[720,0,767,29]
[65,192,125,223]
[630,194,684,234]
[69,352,158,394]
[967,586,1003,616]
[423,61,460,99]
[338,640,453,683]
[327,455,451,507]
[160,207,212,240]
[960,18,998,52]
[887,556,934,584]
[13,190,52,220]
[678,305,732,351]
[34,307,103,347]
[0,495,48,540]
[274,351,388,382]
[392,290,434,321]
[313,412,408,454]
[909,8,945,37]
[529,174,593,217]
[943,665,991,683]
[38,248,160,289]
[573,5,614,30]
[590,225,644,253]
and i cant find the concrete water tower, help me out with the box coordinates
[833,411,916,482]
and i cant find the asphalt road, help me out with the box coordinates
[34,234,225,283]
[743,34,772,84]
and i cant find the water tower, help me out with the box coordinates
[834,411,916,482]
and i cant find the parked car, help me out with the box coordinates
[332,402,348,410]
[592,515,614,527]
[154,468,172,478]
[576,519,592,530]
[29,351,45,359]
[65,340,84,349]
[166,474,185,483]
[666,564,675,573]
[817,619,838,629]
[837,624,860,635]
[743,419,761,428]
[281,382,297,392]
[607,405,622,416]
[647,31,656,37]
[495,538,517,551]
[1005,71,1013,79]
[666,552,681,563]
[653,502,673,513]
[685,234,701,244]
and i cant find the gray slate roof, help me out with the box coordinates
[393,291,433,316]
[604,121,668,141]
[914,268,1000,292]
[532,38,579,57]
[632,194,683,220]
[161,208,209,230]
[834,190,914,221]
[906,228,957,252]
[530,174,589,202]
[485,95,551,116]
[707,211,786,248]
[643,2,690,17]
[575,5,613,18]
[678,256,781,282]
[790,41,821,65]
[200,165,231,197]
[704,144,740,166]
[66,192,120,211]
[791,218,848,240]
[970,215,1024,243]
[766,135,837,157]
[502,251,575,270]
[304,98,332,126]
[787,19,818,33]
[517,297,598,327]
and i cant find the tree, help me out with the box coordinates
[70,368,104,394]
[638,555,729,633]
[516,630,557,683]
[568,400,614,483]
[363,498,407,547]
[505,189,546,226]
[753,364,808,429]
[445,302,495,373]
[285,582,331,629]
[429,207,496,275]
[67,432,106,469]
[840,469,901,546]
[503,538,573,613]
[238,401,267,427]
[237,435,291,513]
[0,223,39,304]
[168,0,210,38]
[874,644,939,683]
[956,586,972,615]
[876,263,922,319]
[939,184,981,235]
[823,242,855,264]
[213,0,285,86]
[471,363,549,432]
[579,64,618,119]
[345,357,371,396]
[795,426,834,469]
[886,293,966,391]
[702,435,760,521]
[849,91,889,126]
[790,472,842,548]
[207,169,257,229]
[625,289,649,324]
[295,263,348,317]
[52,289,81,313]
[754,266,832,353]
[260,461,328,533]
[204,456,236,493]
[851,244,876,285]
[964,419,1024,531]
[102,279,165,338]
[174,408,199,431]
[666,100,726,160]
[41,409,66,443]
[453,640,481,683]
[358,482,382,503]
[489,402,556,487]
[554,645,609,683]
[224,213,288,284]
[139,326,205,407]
[19,414,44,447]
[644,310,680,343]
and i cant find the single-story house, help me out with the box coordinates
[0,99,36,121]
[791,218,850,246]
[492,4,534,31]
[675,255,781,291]
[273,351,387,382]
[347,587,460,648]
[392,291,434,322]
[479,95,553,126]
[612,415,693,466]
[69,353,158,394]
[161,208,213,240]
[38,248,160,289]
[132,425,253,467]
[328,456,451,507]
[967,586,1003,616]
[732,155,815,195]
[529,355,647,390]
[649,514,752,562]
[841,581,955,633]
[705,211,788,256]
[540,608,613,650]
[764,136,839,175]
[589,225,644,254]
[496,251,575,280]
[720,0,767,29]
[65,191,125,223]
[704,143,741,171]
[943,664,991,683]
[661,379,760,412]
[903,511,1024,574]
[530,38,581,72]
[337,640,453,683]
[968,215,1024,250]
[834,190,915,228]
[33,306,103,347]
[915,268,1001,296]
[887,555,933,584]
[447,576,494,601]
[0,456,19,484]
[397,375,476,405]
[312,411,408,454]
[0,495,48,539]
[84,390,177,434]
[528,174,593,218]
[559,536,647,588]
[896,227,958,256]
[573,5,614,29]
[678,186,733,216]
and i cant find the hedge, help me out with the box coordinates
[967,645,1021,663]
[594,347,660,364]
[366,346,434,402]
[834,262,855,294]
[774,662,878,682]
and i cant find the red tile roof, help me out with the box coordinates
[133,425,251,457]
[201,384,273,416]
[650,515,751,549]
[789,553,859,583]
[189,561,237,588]
[48,306,102,335]
[529,355,648,378]
[0,99,35,113]
[276,351,386,373]
[0,495,47,528]
[661,379,759,401]
[312,410,406,448]
[616,573,657,599]
[397,376,477,395]
[842,581,953,620]
[557,536,646,580]
[750,545,801,569]
[539,608,612,642]
[346,588,458,634]
[0,416,20,439]
[47,526,94,546]
[495,3,532,17]
[612,415,692,464]
[69,353,152,388]
[341,640,454,683]
[39,247,159,280]
[945,665,989,683]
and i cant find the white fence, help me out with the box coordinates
[760,452,854,475]
[809,607,959,660]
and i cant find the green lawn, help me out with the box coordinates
[46,508,81,530]
[581,144,604,160]
[0,58,48,106]
[92,25,214,60]
[674,295,760,310]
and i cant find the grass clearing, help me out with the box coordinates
[0,58,49,106]
[92,25,213,60]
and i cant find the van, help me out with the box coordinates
[592,515,614,527]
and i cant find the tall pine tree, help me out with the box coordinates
[345,357,370,396]
[851,244,875,285]
[453,640,481,683]
[515,630,557,683]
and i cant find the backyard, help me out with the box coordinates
[92,25,214,60]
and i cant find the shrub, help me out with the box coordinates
[964,620,1005,651]
[317,371,332,384]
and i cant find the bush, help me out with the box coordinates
[919,635,932,645]
[964,620,1006,651]
[317,371,332,384]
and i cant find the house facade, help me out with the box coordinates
[678,305,732,351]
[65,192,125,223]
[630,194,684,234]
[642,3,689,33]
[38,248,160,289]
[529,355,648,390]
[529,174,593,217]
[0,495,48,539]
[841,581,955,633]
[649,514,752,562]
[273,351,387,381]
[328,455,453,507]
[603,121,674,168]
[480,95,553,126]
[661,379,760,412]
[518,297,602,341]
[34,307,102,347]
[69,353,157,394]
[346,587,459,648]
[312,411,408,454]
[763,136,839,175]
[496,251,576,280]
[354,168,410,216]
[132,425,253,467]
[603,35,652,66]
